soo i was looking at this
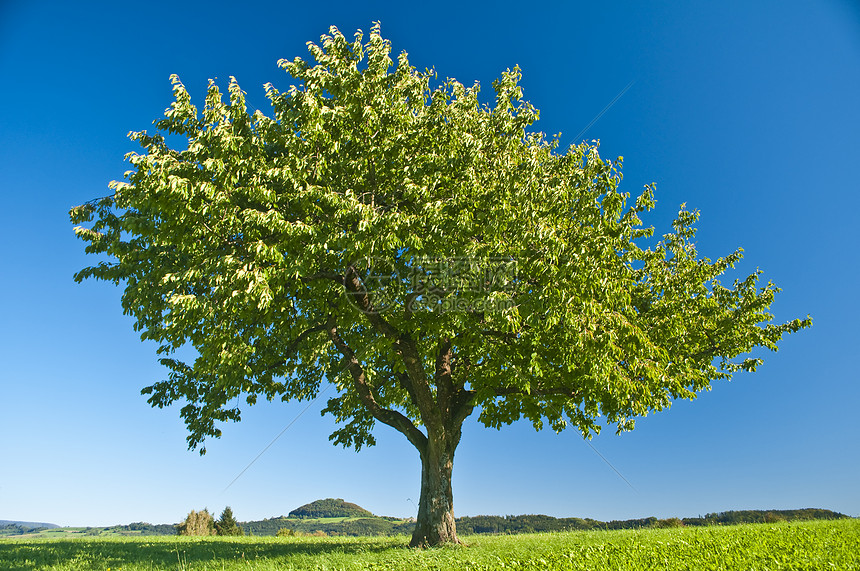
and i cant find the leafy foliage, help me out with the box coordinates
[72,23,810,452]
[71,23,811,545]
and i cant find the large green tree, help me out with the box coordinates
[71,24,810,547]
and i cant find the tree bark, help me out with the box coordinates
[407,339,474,548]
[410,431,460,548]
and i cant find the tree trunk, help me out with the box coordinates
[410,433,460,547]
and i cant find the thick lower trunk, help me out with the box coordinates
[326,316,473,547]
[410,437,459,547]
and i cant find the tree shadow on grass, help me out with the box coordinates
[0,537,409,570]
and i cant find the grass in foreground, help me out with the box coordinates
[0,519,857,570]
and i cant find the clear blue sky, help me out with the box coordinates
[1,0,858,527]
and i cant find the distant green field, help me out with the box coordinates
[1,527,131,539]
[1,519,857,570]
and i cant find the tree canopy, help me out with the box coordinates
[71,24,810,546]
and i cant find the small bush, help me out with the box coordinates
[177,509,215,536]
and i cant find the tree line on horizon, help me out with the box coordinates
[455,508,849,534]
[1,507,847,538]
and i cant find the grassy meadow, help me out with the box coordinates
[1,519,857,570]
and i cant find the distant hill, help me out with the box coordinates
[288,498,374,519]
[0,520,59,529]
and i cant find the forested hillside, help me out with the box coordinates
[288,499,374,519]
[0,520,58,529]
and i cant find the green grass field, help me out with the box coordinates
[1,519,857,570]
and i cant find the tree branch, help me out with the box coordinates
[452,389,476,427]
[493,386,580,399]
[341,264,442,434]
[480,330,522,342]
[342,264,399,339]
[686,329,721,361]
[326,315,428,452]
[435,338,455,422]
[301,271,345,285]
[267,323,330,368]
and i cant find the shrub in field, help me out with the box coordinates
[177,509,215,536]
[276,528,296,537]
